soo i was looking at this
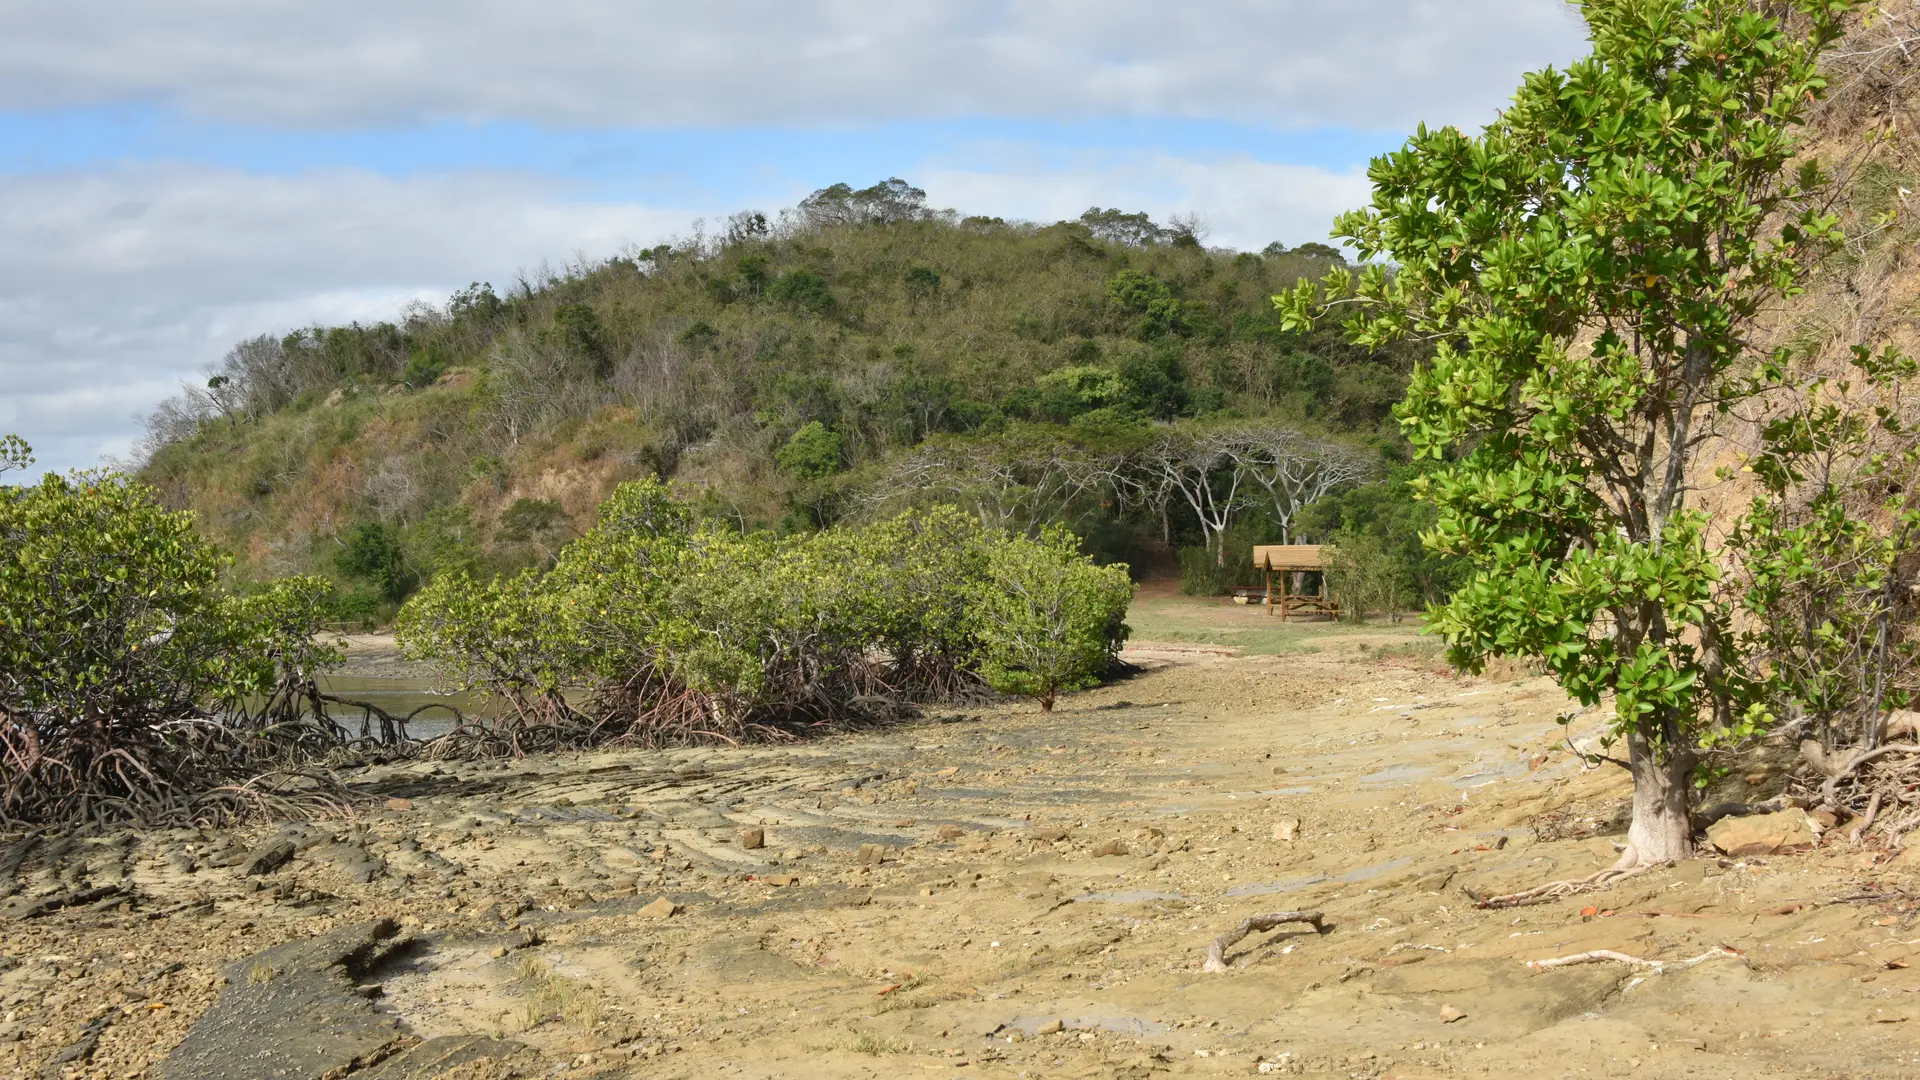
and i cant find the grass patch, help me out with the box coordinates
[513,954,603,1030]
[848,1033,908,1055]
[1125,595,1426,656]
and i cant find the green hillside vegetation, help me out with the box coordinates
[138,182,1432,618]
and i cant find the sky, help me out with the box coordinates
[0,1,1591,476]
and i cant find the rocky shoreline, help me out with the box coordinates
[6,639,1920,1079]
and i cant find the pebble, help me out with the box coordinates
[638,896,680,919]
[858,844,886,866]
[741,828,766,850]
[1273,818,1300,843]
[1037,1020,1064,1035]
[1440,1004,1466,1023]
[1091,839,1129,857]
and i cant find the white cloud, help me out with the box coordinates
[923,149,1373,251]
[0,164,699,474]
[0,1,1588,131]
[0,152,1374,475]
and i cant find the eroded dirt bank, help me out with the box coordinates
[6,633,1920,1079]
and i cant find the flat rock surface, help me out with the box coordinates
[5,618,1920,1078]
[156,919,416,1080]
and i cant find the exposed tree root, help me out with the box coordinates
[1473,852,1669,909]
[1202,911,1326,973]
[1525,945,1741,972]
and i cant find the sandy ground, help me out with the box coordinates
[7,620,1920,1079]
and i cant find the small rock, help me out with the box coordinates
[1439,1004,1466,1023]
[938,825,966,840]
[1706,808,1818,857]
[637,896,680,919]
[1809,808,1840,830]
[601,846,644,869]
[740,828,766,850]
[1273,818,1300,843]
[857,843,886,865]
[1037,1019,1064,1035]
[1032,826,1070,842]
[385,798,413,811]
[240,840,296,877]
[893,819,916,828]
[1091,839,1129,857]
[761,874,797,886]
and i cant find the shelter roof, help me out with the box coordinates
[1252,544,1326,571]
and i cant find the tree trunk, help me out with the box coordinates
[1621,725,1694,865]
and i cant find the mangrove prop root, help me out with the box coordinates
[1202,911,1326,973]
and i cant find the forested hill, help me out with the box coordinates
[139,179,1429,619]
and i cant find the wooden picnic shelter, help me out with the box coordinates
[1250,544,1337,621]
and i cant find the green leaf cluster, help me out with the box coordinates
[395,481,1134,735]
[0,467,338,822]
[1278,0,1866,794]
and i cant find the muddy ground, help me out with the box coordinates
[7,607,1920,1079]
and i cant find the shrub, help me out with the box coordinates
[970,528,1134,711]
[1178,545,1229,596]
[775,421,844,479]
[1322,532,1413,623]
[0,470,337,823]
[335,522,412,602]
[395,481,1133,743]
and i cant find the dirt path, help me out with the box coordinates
[5,636,1920,1078]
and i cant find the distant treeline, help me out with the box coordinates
[139,179,1450,621]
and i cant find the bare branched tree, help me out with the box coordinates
[1222,425,1377,544]
[864,429,1122,533]
[1138,429,1248,566]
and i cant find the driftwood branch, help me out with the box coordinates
[1202,911,1326,973]
[1525,945,1740,972]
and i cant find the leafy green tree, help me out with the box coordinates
[1281,0,1861,891]
[0,434,32,475]
[544,303,609,377]
[1080,208,1169,246]
[767,269,837,314]
[1735,349,1920,796]
[402,343,452,388]
[776,421,845,479]
[1034,365,1130,422]
[903,264,941,310]
[970,528,1133,712]
[396,568,576,722]
[1297,465,1464,607]
[1117,348,1191,419]
[1106,269,1188,338]
[0,468,336,821]
[737,253,772,298]
[335,522,413,602]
